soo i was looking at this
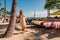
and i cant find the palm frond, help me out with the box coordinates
[0,3,2,6]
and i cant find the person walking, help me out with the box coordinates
[19,10,26,32]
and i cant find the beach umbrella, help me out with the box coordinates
[50,11,60,16]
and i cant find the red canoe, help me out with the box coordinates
[32,20,60,29]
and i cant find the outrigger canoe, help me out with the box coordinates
[32,20,60,29]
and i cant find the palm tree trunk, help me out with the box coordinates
[4,0,17,37]
[2,0,6,23]
[47,9,50,18]
[1,12,2,20]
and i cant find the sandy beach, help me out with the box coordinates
[0,23,60,40]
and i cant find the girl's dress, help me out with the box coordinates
[20,15,26,31]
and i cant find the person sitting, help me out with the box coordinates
[55,16,58,18]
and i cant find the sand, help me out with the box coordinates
[0,23,60,40]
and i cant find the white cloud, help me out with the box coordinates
[25,10,58,17]
[35,10,47,17]
[50,10,58,13]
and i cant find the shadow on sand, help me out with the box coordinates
[0,24,8,38]
[0,34,4,38]
[0,24,8,29]
[0,24,60,40]
[47,29,60,39]
[26,25,60,40]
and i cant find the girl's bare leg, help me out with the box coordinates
[21,26,25,32]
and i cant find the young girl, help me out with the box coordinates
[19,10,26,32]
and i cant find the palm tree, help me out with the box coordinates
[6,11,11,15]
[4,0,17,37]
[0,3,3,15]
[0,8,4,17]
[2,0,6,23]
[55,0,60,10]
[44,0,56,18]
[0,3,4,20]
[0,3,2,6]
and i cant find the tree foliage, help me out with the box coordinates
[0,8,4,12]
[6,11,11,15]
[0,3,2,6]
[45,0,60,10]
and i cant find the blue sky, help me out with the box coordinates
[0,0,56,17]
[0,0,45,11]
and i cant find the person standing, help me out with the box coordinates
[19,10,26,32]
